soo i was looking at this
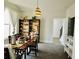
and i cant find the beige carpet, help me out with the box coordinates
[22,43,69,59]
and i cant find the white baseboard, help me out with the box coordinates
[40,40,53,43]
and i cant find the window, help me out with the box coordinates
[4,8,12,39]
[4,7,19,40]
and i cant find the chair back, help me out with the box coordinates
[32,35,38,47]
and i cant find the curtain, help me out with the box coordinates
[10,9,18,34]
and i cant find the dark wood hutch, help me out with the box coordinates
[19,18,40,42]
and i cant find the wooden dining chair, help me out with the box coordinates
[27,36,38,56]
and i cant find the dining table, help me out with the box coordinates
[11,38,36,59]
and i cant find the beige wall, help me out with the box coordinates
[66,3,75,17]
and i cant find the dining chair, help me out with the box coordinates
[27,36,38,56]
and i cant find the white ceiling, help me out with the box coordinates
[8,0,75,12]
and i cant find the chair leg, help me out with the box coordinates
[36,47,38,52]
[27,46,38,56]
[35,49,37,56]
[27,47,31,55]
[27,48,29,55]
[24,51,26,59]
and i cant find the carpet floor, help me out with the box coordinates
[22,43,69,59]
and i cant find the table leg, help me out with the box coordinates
[24,49,26,59]
[27,47,31,55]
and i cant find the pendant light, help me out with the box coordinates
[35,0,41,16]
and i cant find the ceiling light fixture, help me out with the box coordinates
[35,0,41,16]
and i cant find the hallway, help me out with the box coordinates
[22,43,68,59]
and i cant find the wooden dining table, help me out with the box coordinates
[11,38,36,59]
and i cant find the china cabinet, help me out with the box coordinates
[19,18,40,42]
